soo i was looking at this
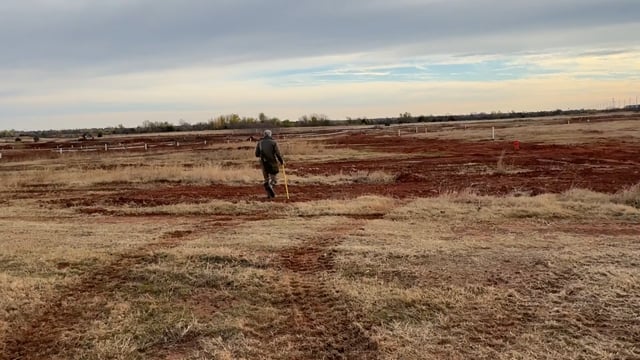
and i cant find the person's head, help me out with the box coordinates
[263,129,272,137]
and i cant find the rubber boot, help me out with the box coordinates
[264,181,275,198]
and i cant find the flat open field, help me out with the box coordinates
[1,113,639,359]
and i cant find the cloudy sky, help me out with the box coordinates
[1,0,639,131]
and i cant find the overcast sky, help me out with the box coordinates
[1,0,639,131]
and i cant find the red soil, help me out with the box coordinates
[49,135,640,207]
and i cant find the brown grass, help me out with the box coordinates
[612,183,640,209]
[1,119,640,359]
[0,139,393,190]
[2,185,639,359]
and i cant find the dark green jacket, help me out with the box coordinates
[255,136,284,174]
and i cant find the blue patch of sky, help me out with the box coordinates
[263,59,556,86]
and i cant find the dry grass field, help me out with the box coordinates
[1,113,639,359]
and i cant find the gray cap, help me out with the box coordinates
[263,129,272,137]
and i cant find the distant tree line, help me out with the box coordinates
[1,108,637,139]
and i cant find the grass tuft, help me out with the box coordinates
[612,183,640,209]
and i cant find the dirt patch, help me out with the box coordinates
[394,171,428,183]
[290,138,640,196]
[10,134,640,209]
[261,222,379,359]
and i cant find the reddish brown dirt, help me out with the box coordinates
[0,132,255,162]
[40,135,640,208]
[315,135,640,195]
[5,118,640,200]
[269,222,379,359]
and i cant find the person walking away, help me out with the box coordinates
[255,129,284,198]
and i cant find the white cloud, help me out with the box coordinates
[1,0,640,130]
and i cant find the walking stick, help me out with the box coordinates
[282,163,290,200]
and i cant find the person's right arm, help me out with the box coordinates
[274,142,284,164]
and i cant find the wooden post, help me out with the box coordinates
[144,143,148,150]
[105,144,108,151]
[492,127,495,140]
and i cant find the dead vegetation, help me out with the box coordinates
[0,139,393,190]
[1,116,639,359]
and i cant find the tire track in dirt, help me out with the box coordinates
[271,222,379,359]
[0,219,241,360]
